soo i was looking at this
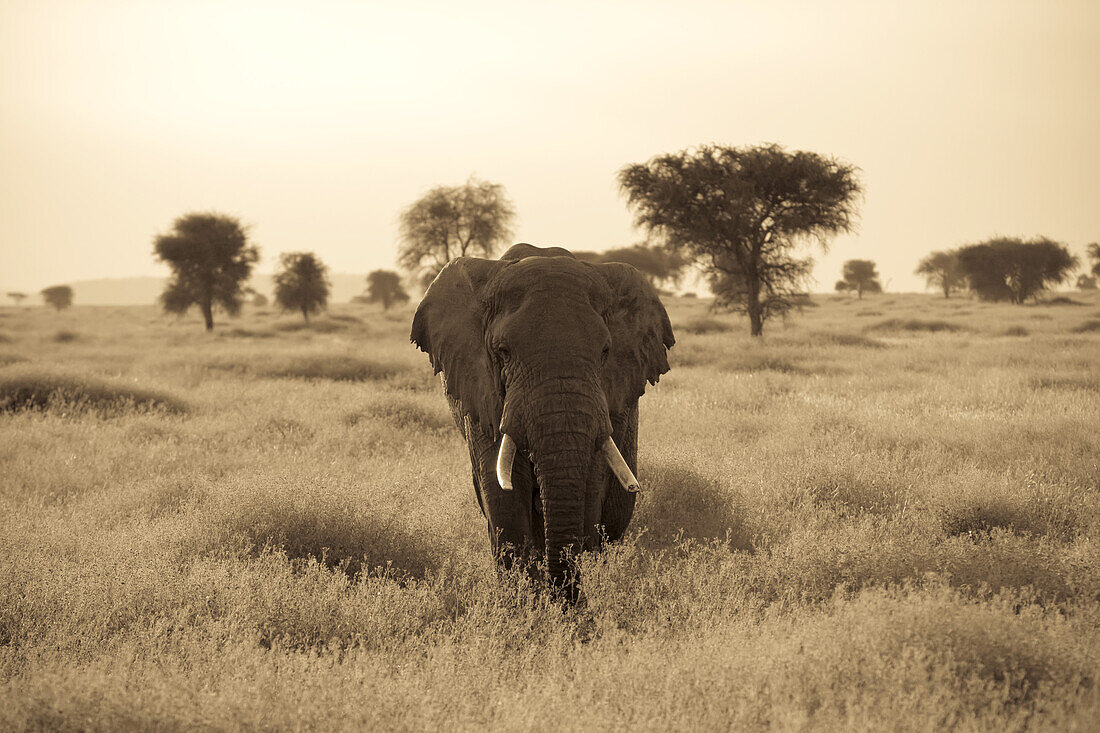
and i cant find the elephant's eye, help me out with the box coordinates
[496,343,511,362]
[600,343,611,364]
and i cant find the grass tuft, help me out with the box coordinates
[52,330,80,343]
[1002,325,1029,336]
[345,393,453,432]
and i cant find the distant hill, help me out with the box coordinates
[64,274,373,306]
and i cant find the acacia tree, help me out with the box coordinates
[573,244,687,290]
[839,259,882,299]
[956,237,1077,303]
[1077,274,1097,290]
[398,176,515,288]
[1087,242,1100,278]
[915,249,965,298]
[41,285,73,310]
[6,292,27,307]
[619,143,861,335]
[363,269,409,310]
[153,212,259,330]
[274,252,330,323]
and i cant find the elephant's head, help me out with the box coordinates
[411,243,674,597]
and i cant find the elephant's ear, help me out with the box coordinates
[595,262,676,415]
[411,257,508,437]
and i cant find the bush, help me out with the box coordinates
[678,317,732,335]
[866,318,966,334]
[52,330,80,343]
[1070,319,1100,334]
[0,369,187,415]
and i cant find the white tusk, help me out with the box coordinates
[603,437,640,492]
[496,434,517,491]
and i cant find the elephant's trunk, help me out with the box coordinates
[514,372,611,601]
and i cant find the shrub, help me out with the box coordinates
[678,317,732,335]
[866,318,966,333]
[52,330,80,343]
[0,369,187,415]
[808,332,887,348]
[219,327,277,339]
[1070,319,1100,333]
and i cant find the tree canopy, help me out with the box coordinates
[839,259,882,298]
[41,285,73,310]
[398,176,515,288]
[573,244,687,290]
[955,237,1077,303]
[1077,274,1097,290]
[274,252,330,323]
[362,270,409,310]
[915,250,966,299]
[153,212,259,330]
[6,292,27,306]
[619,143,861,335]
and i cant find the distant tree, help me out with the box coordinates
[956,237,1078,303]
[573,244,688,290]
[363,269,409,310]
[839,259,882,299]
[251,292,269,307]
[6,292,27,307]
[274,252,330,323]
[834,280,851,293]
[1077,274,1097,290]
[153,212,259,330]
[915,250,965,298]
[41,285,73,310]
[398,176,516,288]
[1087,242,1100,278]
[619,143,861,336]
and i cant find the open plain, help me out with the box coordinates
[1,293,1099,730]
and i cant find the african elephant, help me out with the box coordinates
[411,243,674,600]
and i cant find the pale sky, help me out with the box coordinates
[2,0,1098,295]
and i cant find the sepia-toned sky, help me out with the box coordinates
[2,0,1098,295]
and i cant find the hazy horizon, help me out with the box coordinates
[2,0,1098,295]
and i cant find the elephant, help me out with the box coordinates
[411,243,674,601]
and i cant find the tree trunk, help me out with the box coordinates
[302,307,309,323]
[747,277,764,337]
[943,282,950,299]
[200,299,214,331]
[857,284,863,300]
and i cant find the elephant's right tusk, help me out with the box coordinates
[496,434,517,491]
[603,437,641,492]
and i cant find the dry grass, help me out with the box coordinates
[1,292,1098,730]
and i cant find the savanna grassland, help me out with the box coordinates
[1,292,1099,731]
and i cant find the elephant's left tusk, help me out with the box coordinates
[603,437,640,492]
[496,434,517,491]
